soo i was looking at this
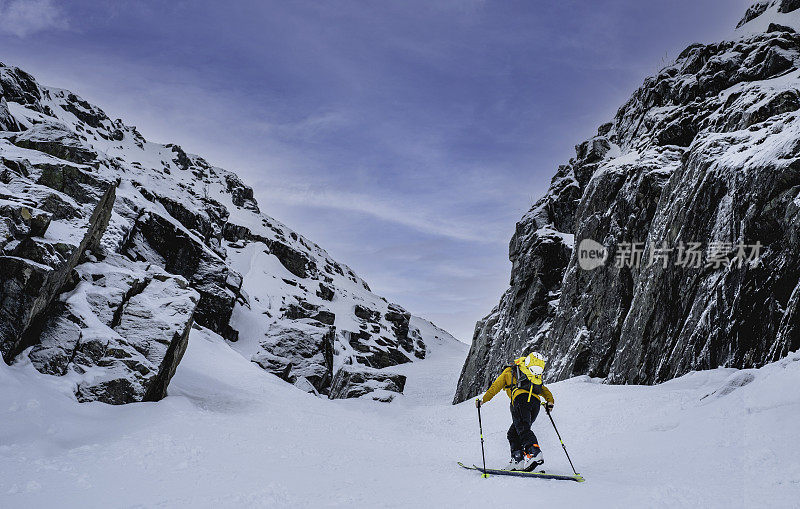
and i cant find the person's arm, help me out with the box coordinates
[481,368,510,404]
[542,385,556,408]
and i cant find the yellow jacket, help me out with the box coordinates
[482,366,554,405]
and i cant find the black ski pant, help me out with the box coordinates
[507,396,540,456]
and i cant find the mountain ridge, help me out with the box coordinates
[0,59,457,405]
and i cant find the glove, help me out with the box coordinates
[475,398,482,408]
[544,401,554,412]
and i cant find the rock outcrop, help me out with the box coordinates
[329,365,407,402]
[454,1,800,403]
[0,181,116,363]
[28,256,199,404]
[252,321,335,393]
[11,123,97,164]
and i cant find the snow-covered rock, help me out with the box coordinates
[0,59,454,404]
[251,320,335,392]
[455,2,800,402]
[0,180,116,364]
[28,256,199,404]
[328,365,407,402]
[11,122,96,164]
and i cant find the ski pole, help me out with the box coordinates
[544,406,579,476]
[476,403,490,478]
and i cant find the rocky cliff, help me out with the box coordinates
[0,61,455,405]
[454,0,800,403]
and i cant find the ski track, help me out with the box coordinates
[0,330,798,508]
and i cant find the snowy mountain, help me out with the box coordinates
[454,1,800,403]
[2,4,800,507]
[0,60,457,405]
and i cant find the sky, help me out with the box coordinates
[0,0,752,342]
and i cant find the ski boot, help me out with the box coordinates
[523,445,544,472]
[505,450,524,471]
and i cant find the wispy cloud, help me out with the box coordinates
[0,0,67,37]
[255,184,506,243]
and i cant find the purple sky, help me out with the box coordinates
[0,0,752,342]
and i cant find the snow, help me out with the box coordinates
[1,326,798,508]
[535,226,575,248]
[735,1,800,37]
[42,219,86,245]
[590,148,640,179]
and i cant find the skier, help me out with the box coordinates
[475,352,554,472]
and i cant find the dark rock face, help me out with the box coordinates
[0,201,51,241]
[269,240,315,279]
[222,222,251,243]
[37,162,113,204]
[220,222,320,280]
[316,282,335,301]
[354,304,380,322]
[0,257,53,360]
[60,92,108,129]
[281,300,336,325]
[0,182,116,363]
[166,144,192,172]
[453,227,572,403]
[385,303,413,351]
[343,301,425,370]
[0,62,219,404]
[138,186,229,246]
[251,321,335,393]
[28,257,199,404]
[768,22,796,33]
[123,211,240,339]
[779,0,800,14]
[359,344,412,369]
[329,365,407,402]
[0,97,19,131]
[251,294,423,397]
[0,65,42,110]
[454,18,800,403]
[604,136,800,384]
[224,173,260,213]
[738,2,771,28]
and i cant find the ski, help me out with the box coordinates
[457,462,585,482]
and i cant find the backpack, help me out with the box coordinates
[508,352,546,402]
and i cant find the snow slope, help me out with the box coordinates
[1,328,798,508]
